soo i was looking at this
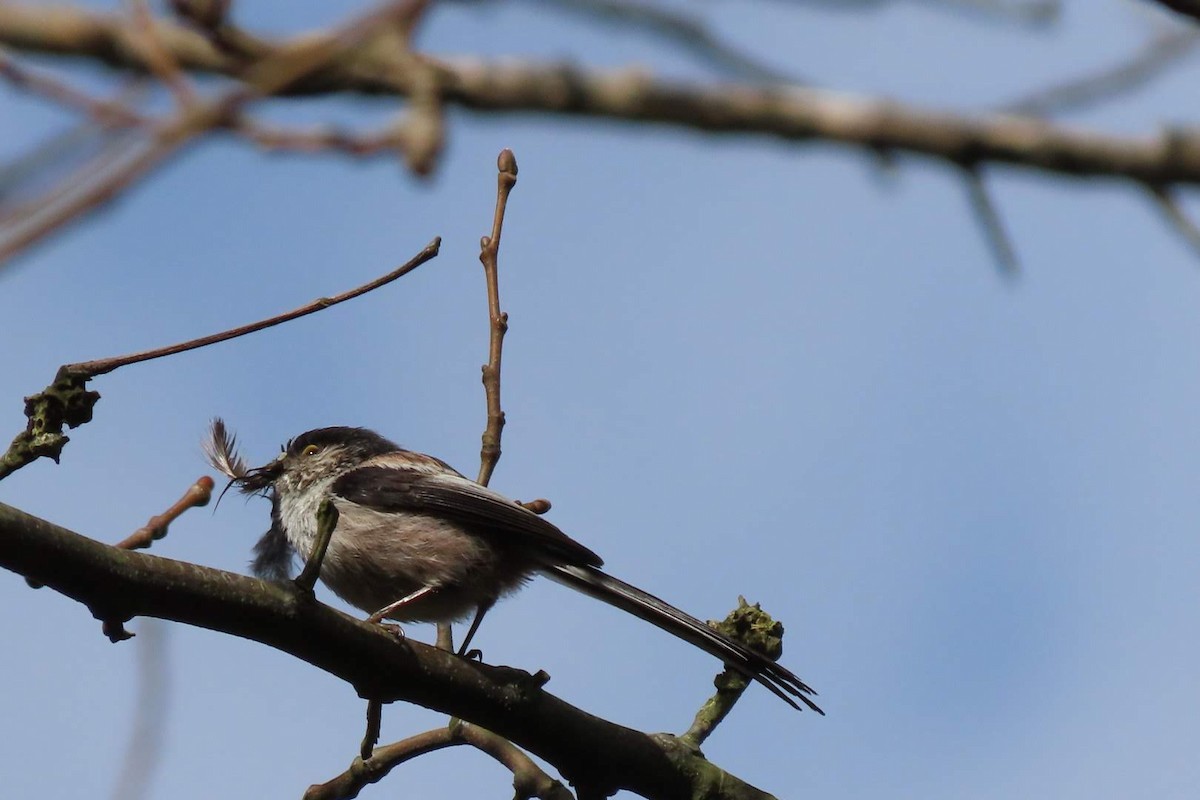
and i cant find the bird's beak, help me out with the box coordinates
[235,456,284,494]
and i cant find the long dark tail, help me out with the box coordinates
[542,564,823,714]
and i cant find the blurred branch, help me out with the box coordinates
[0,501,780,800]
[128,0,196,106]
[999,28,1200,116]
[0,1,420,267]
[763,0,1058,27]
[468,0,801,84]
[109,619,170,800]
[1149,1,1200,25]
[2,4,1200,185]
[1148,183,1200,256]
[961,165,1019,275]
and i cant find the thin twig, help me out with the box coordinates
[69,237,441,378]
[27,475,213,593]
[1148,183,1200,257]
[0,48,147,127]
[502,0,800,84]
[128,0,196,107]
[116,476,214,550]
[306,722,573,800]
[0,237,440,482]
[360,698,383,761]
[232,117,405,155]
[961,164,1019,276]
[476,149,518,488]
[918,0,1059,25]
[999,28,1200,117]
[679,598,790,748]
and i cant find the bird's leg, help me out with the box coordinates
[456,600,494,659]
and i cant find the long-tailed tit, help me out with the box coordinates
[206,422,822,713]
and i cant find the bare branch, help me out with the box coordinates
[1149,1,1200,25]
[999,28,1200,117]
[360,697,383,761]
[961,165,1019,275]
[68,237,441,379]
[309,722,575,800]
[0,1,421,267]
[0,501,782,800]
[476,149,518,488]
[680,599,789,749]
[128,0,196,106]
[2,5,1200,185]
[0,238,440,482]
[1148,183,1200,257]
[116,476,214,551]
[0,48,146,127]
[485,0,801,84]
[109,620,170,800]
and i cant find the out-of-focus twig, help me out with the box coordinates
[1148,183,1200,257]
[0,1,420,268]
[768,0,1058,26]
[2,5,1199,185]
[471,0,801,84]
[109,619,171,800]
[128,0,196,106]
[1000,28,1200,117]
[0,48,146,127]
[1150,0,1200,26]
[961,164,1018,275]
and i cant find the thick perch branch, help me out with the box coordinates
[0,501,777,800]
[2,4,1200,184]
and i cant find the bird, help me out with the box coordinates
[205,420,822,713]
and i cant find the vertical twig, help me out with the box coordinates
[361,698,383,760]
[294,500,339,593]
[128,0,197,107]
[109,619,170,800]
[439,148,519,657]
[476,148,519,488]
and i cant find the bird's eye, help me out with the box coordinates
[302,444,319,457]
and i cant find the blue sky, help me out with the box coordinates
[2,1,1199,798]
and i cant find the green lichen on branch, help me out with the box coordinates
[681,598,785,749]
[0,366,99,481]
[653,733,777,800]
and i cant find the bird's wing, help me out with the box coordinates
[331,462,604,568]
